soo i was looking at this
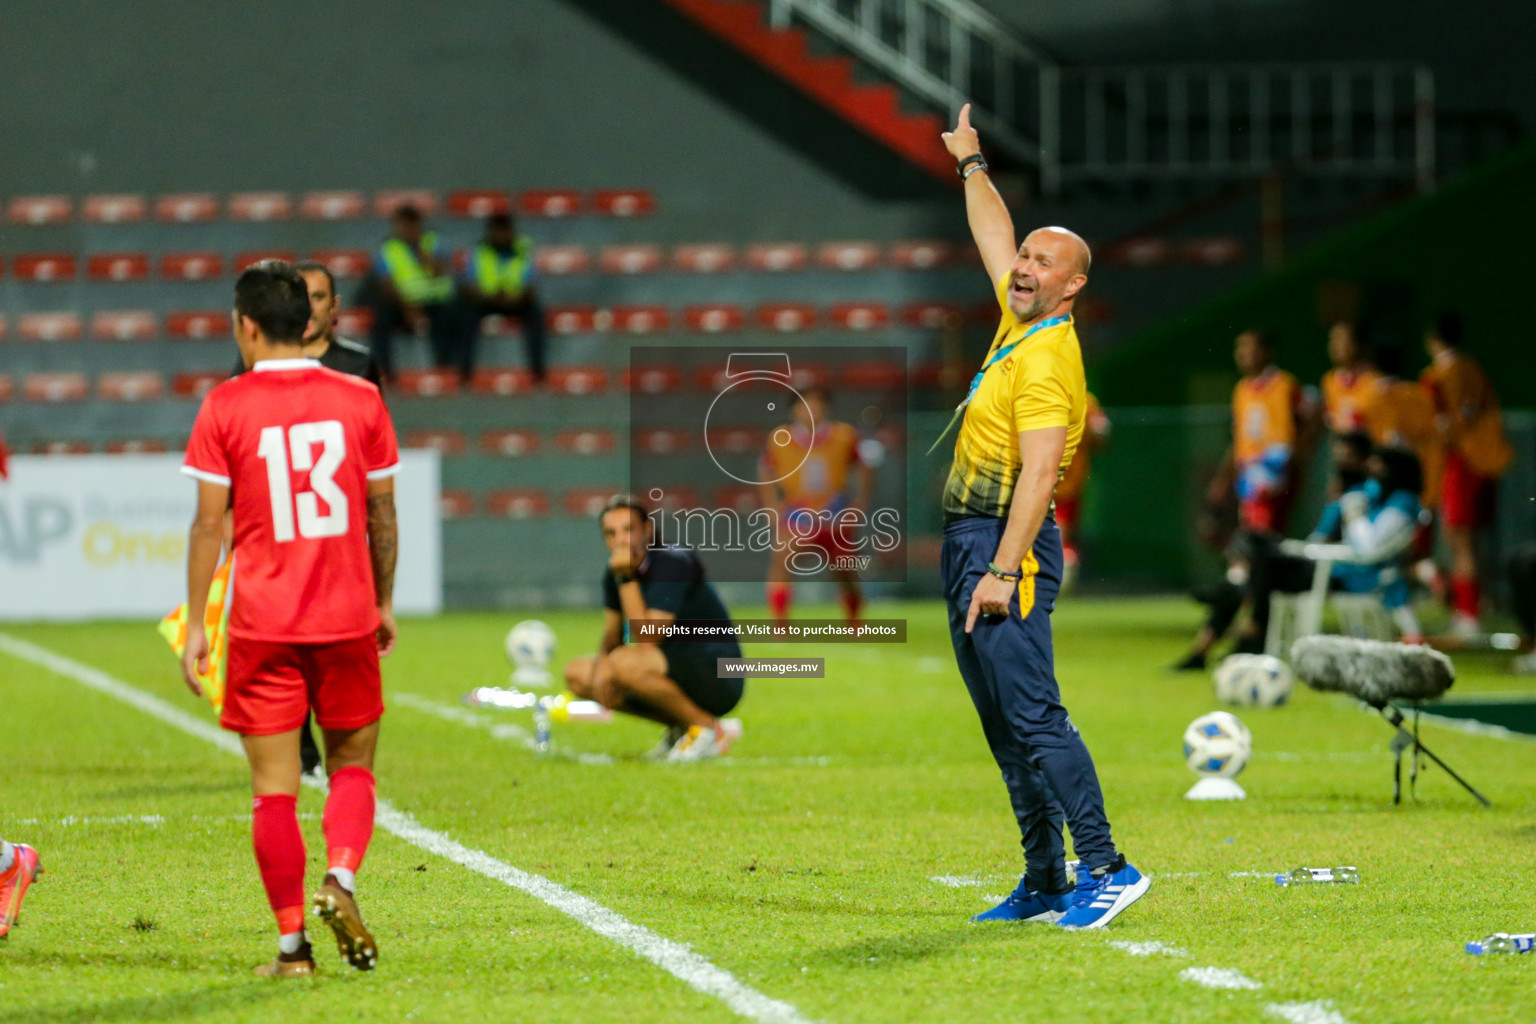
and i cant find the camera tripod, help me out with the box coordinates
[1378,702,1491,807]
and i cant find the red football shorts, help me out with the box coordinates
[1239,492,1289,534]
[223,634,384,736]
[1440,451,1497,529]
[1054,496,1081,535]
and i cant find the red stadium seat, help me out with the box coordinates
[842,361,906,391]
[1074,295,1117,322]
[310,249,372,279]
[590,189,655,217]
[610,305,671,334]
[1102,237,1169,267]
[0,374,10,400]
[705,426,764,454]
[234,250,297,270]
[0,316,6,341]
[105,438,170,454]
[172,371,227,398]
[440,489,476,520]
[82,194,146,224]
[162,252,224,281]
[402,429,468,455]
[622,366,683,395]
[1183,236,1245,266]
[599,245,664,275]
[547,306,600,335]
[648,487,697,513]
[480,428,540,456]
[901,301,964,329]
[555,428,617,455]
[448,189,510,217]
[530,245,585,276]
[889,240,952,269]
[98,371,166,402]
[693,365,732,392]
[300,191,366,220]
[912,361,948,390]
[18,313,82,343]
[564,488,613,517]
[817,241,882,271]
[31,440,92,455]
[229,192,292,221]
[87,253,151,282]
[714,486,759,512]
[166,310,231,339]
[333,308,374,336]
[672,244,736,273]
[374,189,437,216]
[744,243,807,272]
[828,302,891,330]
[91,311,158,341]
[487,489,551,519]
[788,363,831,390]
[470,368,536,396]
[25,373,90,402]
[634,427,691,454]
[8,196,71,225]
[155,193,219,223]
[13,254,76,283]
[519,189,582,218]
[685,305,744,333]
[393,369,460,397]
[548,366,608,395]
[756,303,816,332]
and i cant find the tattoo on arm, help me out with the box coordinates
[367,490,398,605]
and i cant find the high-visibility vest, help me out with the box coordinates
[472,238,533,301]
[380,233,454,303]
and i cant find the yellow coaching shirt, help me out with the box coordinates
[943,275,1088,519]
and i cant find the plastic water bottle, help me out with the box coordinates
[1275,866,1360,886]
[532,704,552,751]
[1466,933,1535,955]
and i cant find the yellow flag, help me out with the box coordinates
[159,558,233,713]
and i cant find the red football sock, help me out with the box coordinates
[840,587,863,624]
[767,582,791,622]
[1451,577,1481,620]
[251,794,306,934]
[323,766,376,875]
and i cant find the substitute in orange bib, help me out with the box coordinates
[1054,392,1109,590]
[1421,313,1512,633]
[758,384,873,624]
[1320,320,1382,435]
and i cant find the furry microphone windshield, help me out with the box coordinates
[1290,635,1455,706]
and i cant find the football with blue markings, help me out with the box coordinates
[1182,710,1252,778]
[1213,653,1293,708]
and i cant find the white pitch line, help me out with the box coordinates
[1109,940,1189,958]
[929,874,989,888]
[1178,966,1264,991]
[391,691,615,765]
[0,630,819,1024]
[1266,1000,1354,1024]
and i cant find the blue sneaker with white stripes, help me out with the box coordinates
[971,876,1075,923]
[1056,858,1149,929]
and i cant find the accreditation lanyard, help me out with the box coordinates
[927,314,1071,455]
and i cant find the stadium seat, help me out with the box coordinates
[648,487,697,512]
[98,371,166,402]
[519,189,582,218]
[18,312,82,342]
[685,305,744,333]
[24,373,90,402]
[393,369,460,397]
[13,254,76,282]
[165,310,230,339]
[828,302,891,330]
[477,314,523,337]
[547,306,600,335]
[0,375,12,401]
[1183,237,1245,266]
[82,194,146,224]
[622,366,683,395]
[555,428,617,455]
[817,241,882,271]
[374,189,437,216]
[448,189,510,217]
[672,244,736,273]
[1102,237,1170,267]
[310,249,372,279]
[480,428,540,456]
[599,244,664,275]
[693,365,733,392]
[548,366,608,395]
[564,488,613,517]
[634,427,691,454]
[8,195,71,225]
[744,243,807,272]
[234,250,296,270]
[229,192,292,221]
[610,305,671,334]
[714,485,759,512]
[87,253,151,282]
[91,311,157,341]
[470,368,536,397]
[788,363,831,390]
[333,308,374,335]
[535,245,590,276]
[0,316,6,340]
[31,440,91,455]
[888,240,952,269]
[300,190,366,220]
[162,252,224,281]
[439,489,475,520]
[172,371,226,398]
[912,361,948,390]
[901,301,963,329]
[402,429,469,454]
[487,489,551,519]
[756,303,817,332]
[706,425,764,454]
[841,361,906,391]
[155,193,219,223]
[104,438,170,454]
[590,189,655,217]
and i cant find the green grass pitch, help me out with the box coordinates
[1,597,1532,1023]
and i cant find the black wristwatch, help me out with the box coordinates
[612,571,636,585]
[957,153,988,178]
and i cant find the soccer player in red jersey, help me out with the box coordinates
[180,262,400,978]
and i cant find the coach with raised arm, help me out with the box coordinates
[936,105,1146,929]
[562,494,743,763]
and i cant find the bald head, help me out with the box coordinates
[1029,226,1092,276]
[1006,226,1092,322]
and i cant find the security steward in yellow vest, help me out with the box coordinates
[458,212,548,383]
[368,203,461,381]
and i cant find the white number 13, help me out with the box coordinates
[257,421,349,542]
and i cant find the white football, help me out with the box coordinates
[1183,710,1253,778]
[505,620,557,669]
[1214,654,1293,708]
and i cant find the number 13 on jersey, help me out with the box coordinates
[258,420,350,542]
